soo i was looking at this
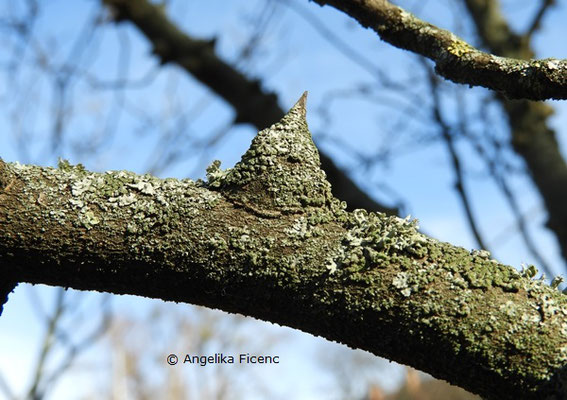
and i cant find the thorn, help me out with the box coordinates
[292,91,308,118]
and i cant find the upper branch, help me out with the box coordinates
[1,95,567,399]
[313,0,567,100]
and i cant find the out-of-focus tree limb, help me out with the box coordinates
[461,0,567,266]
[101,0,397,215]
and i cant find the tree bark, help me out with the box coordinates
[1,95,567,399]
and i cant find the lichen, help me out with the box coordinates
[58,158,87,175]
[325,209,427,273]
[392,271,412,297]
[447,39,472,57]
[205,160,230,188]
[79,208,100,229]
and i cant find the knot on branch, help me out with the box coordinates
[206,92,334,215]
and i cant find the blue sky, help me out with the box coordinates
[1,0,566,398]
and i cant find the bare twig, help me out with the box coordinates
[27,288,67,400]
[424,61,488,251]
[24,289,112,400]
[276,0,405,89]
[525,0,555,40]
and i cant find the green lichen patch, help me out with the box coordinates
[206,92,334,216]
[447,39,472,57]
[205,160,229,188]
[325,208,427,273]
[58,158,87,175]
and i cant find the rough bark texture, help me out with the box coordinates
[101,0,397,216]
[1,95,567,399]
[313,0,567,100]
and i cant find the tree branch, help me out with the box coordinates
[313,0,567,100]
[101,0,396,216]
[1,95,567,399]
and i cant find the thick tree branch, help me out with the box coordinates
[1,96,567,399]
[101,0,396,216]
[313,0,567,100]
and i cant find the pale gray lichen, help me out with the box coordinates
[128,181,156,195]
[71,177,93,197]
[27,158,222,240]
[69,198,84,209]
[500,300,518,317]
[551,276,564,289]
[48,210,67,225]
[110,193,137,207]
[392,271,411,297]
[325,258,338,274]
[285,216,310,238]
[325,209,426,273]
[79,208,100,229]
[546,59,560,70]
[205,160,230,188]
[471,249,491,259]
